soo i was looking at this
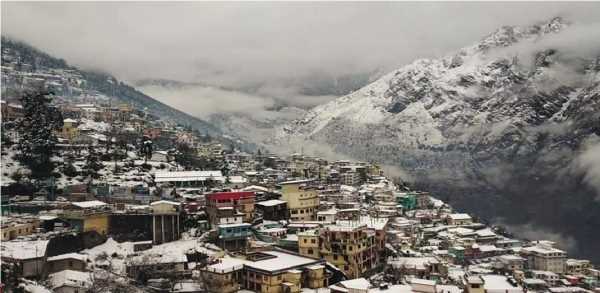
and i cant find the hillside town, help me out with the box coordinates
[2,86,600,293]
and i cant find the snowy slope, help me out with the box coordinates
[274,17,599,160]
[272,17,600,261]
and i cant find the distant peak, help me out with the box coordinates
[476,17,569,51]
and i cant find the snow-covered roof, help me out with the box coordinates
[228,175,247,184]
[154,171,223,182]
[1,240,49,260]
[150,200,181,206]
[339,278,371,290]
[279,179,313,185]
[448,213,472,220]
[48,270,92,289]
[47,253,87,262]
[256,199,286,207]
[71,200,107,209]
[411,278,436,286]
[63,118,77,123]
[336,215,389,230]
[480,275,523,292]
[204,256,249,273]
[242,185,269,192]
[129,253,187,265]
[244,251,322,273]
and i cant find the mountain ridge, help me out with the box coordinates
[271,17,600,261]
[1,36,227,139]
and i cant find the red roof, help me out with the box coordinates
[207,191,255,201]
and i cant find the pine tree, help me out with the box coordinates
[16,90,63,180]
[84,145,103,179]
[139,135,153,165]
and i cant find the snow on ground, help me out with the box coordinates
[78,118,110,132]
[1,145,27,185]
[19,279,52,293]
[82,238,135,275]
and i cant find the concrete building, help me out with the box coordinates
[48,269,92,293]
[298,229,320,259]
[279,180,319,222]
[150,200,182,245]
[299,224,379,279]
[206,191,256,225]
[1,216,40,241]
[447,213,473,226]
[153,170,224,188]
[1,239,49,278]
[200,257,247,293]
[255,199,288,221]
[46,253,87,274]
[521,244,567,274]
[243,250,328,293]
[217,223,252,251]
[61,118,79,141]
[566,259,593,274]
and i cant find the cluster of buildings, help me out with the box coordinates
[3,147,599,293]
[2,42,599,293]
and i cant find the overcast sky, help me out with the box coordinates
[2,2,600,116]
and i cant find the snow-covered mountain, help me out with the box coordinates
[273,17,600,261]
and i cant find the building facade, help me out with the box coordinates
[279,180,319,222]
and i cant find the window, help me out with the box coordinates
[304,239,308,243]
[308,249,314,254]
[311,239,316,244]
[277,276,282,280]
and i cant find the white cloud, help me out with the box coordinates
[2,2,600,112]
[574,136,600,201]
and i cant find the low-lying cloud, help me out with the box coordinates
[574,136,600,201]
[2,2,600,115]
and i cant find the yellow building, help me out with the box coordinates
[61,118,79,141]
[279,180,319,222]
[298,229,320,259]
[244,251,327,293]
[62,200,111,235]
[62,212,109,235]
[1,216,40,241]
[298,225,379,279]
[201,257,246,293]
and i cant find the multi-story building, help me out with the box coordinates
[298,229,320,259]
[255,199,288,221]
[150,200,182,245]
[61,118,79,141]
[340,171,361,186]
[201,250,327,293]
[206,191,256,226]
[298,224,379,279]
[243,250,328,293]
[217,223,252,251]
[279,180,319,222]
[566,259,593,274]
[200,257,247,293]
[447,213,473,226]
[521,243,567,274]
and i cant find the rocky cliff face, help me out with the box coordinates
[273,17,600,261]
